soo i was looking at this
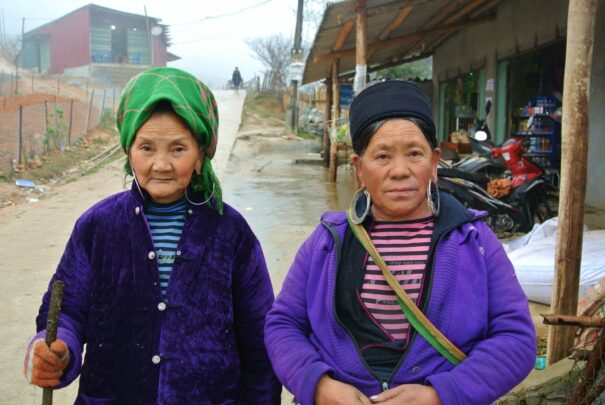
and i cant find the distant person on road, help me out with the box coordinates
[232,66,243,93]
[24,67,281,404]
[264,80,536,405]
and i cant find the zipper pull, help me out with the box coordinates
[382,381,389,392]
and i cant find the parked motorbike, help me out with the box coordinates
[441,101,505,181]
[438,105,553,235]
[439,171,552,235]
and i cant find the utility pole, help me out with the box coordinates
[144,6,153,65]
[288,0,304,133]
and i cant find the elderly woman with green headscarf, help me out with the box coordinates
[24,67,281,404]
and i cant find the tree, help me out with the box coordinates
[246,34,292,91]
[374,57,433,81]
[0,35,22,94]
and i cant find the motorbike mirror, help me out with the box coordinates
[474,130,488,141]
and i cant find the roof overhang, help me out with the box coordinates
[303,0,503,84]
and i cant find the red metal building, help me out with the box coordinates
[21,4,178,85]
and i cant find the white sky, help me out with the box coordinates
[0,0,320,89]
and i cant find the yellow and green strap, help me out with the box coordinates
[346,210,467,365]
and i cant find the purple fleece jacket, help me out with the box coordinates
[265,201,535,405]
[33,186,281,404]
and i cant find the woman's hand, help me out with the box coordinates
[315,375,373,405]
[369,384,441,405]
[25,339,70,387]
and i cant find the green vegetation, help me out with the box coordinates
[296,130,316,140]
[374,57,432,81]
[45,107,69,152]
[98,109,118,133]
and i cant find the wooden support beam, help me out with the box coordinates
[329,60,340,182]
[469,0,505,18]
[356,0,368,64]
[323,75,332,167]
[404,0,487,59]
[441,0,487,25]
[422,0,466,28]
[367,5,413,60]
[332,20,355,51]
[335,1,414,24]
[354,0,368,93]
[547,0,597,366]
[541,314,605,328]
[315,14,496,64]
[378,4,413,41]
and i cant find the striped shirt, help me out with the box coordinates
[360,216,434,343]
[144,198,187,298]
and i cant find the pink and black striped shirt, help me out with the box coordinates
[359,216,434,344]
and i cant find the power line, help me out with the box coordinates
[168,0,272,28]
[172,26,265,45]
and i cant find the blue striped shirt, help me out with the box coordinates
[144,198,187,298]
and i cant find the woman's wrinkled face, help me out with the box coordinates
[130,110,202,204]
[352,119,440,221]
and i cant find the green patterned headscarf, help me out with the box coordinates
[117,67,222,213]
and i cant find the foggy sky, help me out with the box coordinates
[0,0,319,89]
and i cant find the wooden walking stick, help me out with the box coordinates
[42,280,65,405]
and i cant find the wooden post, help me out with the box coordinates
[68,99,74,144]
[354,0,368,93]
[101,89,106,117]
[44,99,48,135]
[86,89,95,132]
[18,105,23,164]
[546,0,597,366]
[329,60,340,182]
[323,75,333,167]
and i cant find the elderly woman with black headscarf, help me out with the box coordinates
[264,80,535,405]
[24,67,281,404]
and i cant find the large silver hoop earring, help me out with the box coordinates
[427,180,440,217]
[130,166,148,202]
[350,188,371,224]
[185,184,215,206]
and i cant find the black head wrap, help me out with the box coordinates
[349,80,437,152]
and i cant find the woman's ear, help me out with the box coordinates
[194,157,203,175]
[351,153,365,188]
[432,148,441,181]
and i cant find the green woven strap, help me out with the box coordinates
[346,210,467,365]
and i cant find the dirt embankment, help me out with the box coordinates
[0,93,73,114]
[0,127,119,208]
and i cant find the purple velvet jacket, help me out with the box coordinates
[35,187,281,404]
[265,194,536,405]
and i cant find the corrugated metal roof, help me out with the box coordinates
[303,0,502,84]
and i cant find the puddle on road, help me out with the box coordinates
[220,134,357,289]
